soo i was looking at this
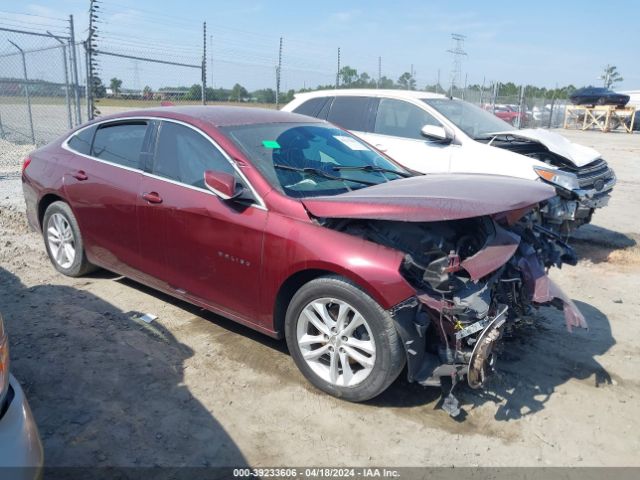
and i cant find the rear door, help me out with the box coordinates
[363,98,452,173]
[62,120,148,275]
[138,120,267,321]
[325,96,376,135]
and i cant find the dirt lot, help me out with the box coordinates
[1,128,639,468]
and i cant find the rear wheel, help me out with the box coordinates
[285,276,405,402]
[43,201,96,277]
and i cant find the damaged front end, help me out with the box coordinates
[480,133,616,234]
[321,213,587,416]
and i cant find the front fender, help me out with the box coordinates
[259,214,416,328]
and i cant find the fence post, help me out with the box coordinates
[8,40,35,145]
[491,82,498,112]
[83,42,92,121]
[517,84,525,129]
[0,109,5,139]
[69,15,82,125]
[47,32,72,130]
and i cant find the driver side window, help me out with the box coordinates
[373,98,441,140]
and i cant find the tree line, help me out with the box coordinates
[93,64,625,103]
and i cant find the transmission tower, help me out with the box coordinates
[446,33,467,96]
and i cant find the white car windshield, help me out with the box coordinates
[423,98,514,139]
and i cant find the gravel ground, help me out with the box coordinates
[0,128,639,468]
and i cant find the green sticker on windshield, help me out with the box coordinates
[262,140,281,149]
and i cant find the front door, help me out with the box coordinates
[359,98,453,173]
[137,120,267,321]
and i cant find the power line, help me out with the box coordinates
[0,9,68,22]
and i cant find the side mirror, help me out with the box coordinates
[204,170,243,200]
[420,124,452,144]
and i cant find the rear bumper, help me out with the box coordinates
[0,375,44,478]
[21,176,41,233]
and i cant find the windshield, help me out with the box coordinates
[222,123,412,198]
[423,98,514,139]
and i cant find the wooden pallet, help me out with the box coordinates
[563,104,636,133]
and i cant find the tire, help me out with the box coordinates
[42,201,96,277]
[284,275,405,402]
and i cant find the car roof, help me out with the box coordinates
[293,89,447,101]
[98,105,323,127]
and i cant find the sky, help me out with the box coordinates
[0,0,638,92]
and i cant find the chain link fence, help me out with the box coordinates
[428,84,569,129]
[91,49,206,114]
[1,7,592,158]
[0,26,83,146]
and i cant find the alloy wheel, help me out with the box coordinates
[47,213,76,269]
[296,298,376,387]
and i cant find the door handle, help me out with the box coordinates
[142,192,163,204]
[374,144,388,152]
[72,170,88,181]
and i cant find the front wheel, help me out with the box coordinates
[43,201,96,277]
[285,276,405,402]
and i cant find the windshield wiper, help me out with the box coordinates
[331,165,413,178]
[273,164,378,186]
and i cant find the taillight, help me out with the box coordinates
[22,156,32,173]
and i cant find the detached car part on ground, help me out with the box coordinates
[0,313,44,479]
[283,90,616,235]
[23,107,586,417]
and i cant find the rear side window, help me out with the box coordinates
[91,122,147,168]
[326,96,370,131]
[292,97,330,118]
[153,121,236,189]
[67,125,96,155]
[374,99,440,140]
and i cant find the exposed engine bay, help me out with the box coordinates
[479,134,615,234]
[321,213,587,416]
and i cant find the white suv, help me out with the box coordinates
[283,89,616,233]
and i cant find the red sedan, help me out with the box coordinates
[21,107,584,413]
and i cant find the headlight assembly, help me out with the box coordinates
[533,166,579,191]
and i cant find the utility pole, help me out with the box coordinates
[447,33,467,97]
[377,56,381,88]
[68,15,82,125]
[336,47,341,88]
[436,69,440,94]
[201,21,207,105]
[275,36,283,108]
[8,40,35,144]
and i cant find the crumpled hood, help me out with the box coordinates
[302,174,556,222]
[488,128,601,167]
